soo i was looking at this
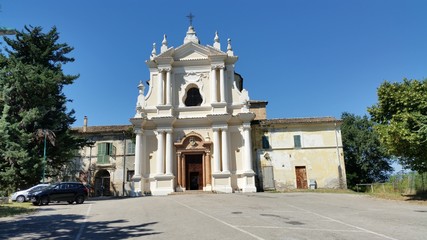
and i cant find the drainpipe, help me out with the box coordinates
[122,131,126,196]
[334,122,343,189]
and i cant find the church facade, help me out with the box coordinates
[130,25,257,195]
[72,25,347,196]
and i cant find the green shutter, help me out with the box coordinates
[294,135,301,148]
[97,143,109,164]
[127,141,135,154]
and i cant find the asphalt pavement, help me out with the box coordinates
[1,192,426,240]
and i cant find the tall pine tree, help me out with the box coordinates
[0,26,85,195]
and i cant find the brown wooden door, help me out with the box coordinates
[186,154,203,190]
[295,166,308,189]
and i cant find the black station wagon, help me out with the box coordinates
[29,182,89,206]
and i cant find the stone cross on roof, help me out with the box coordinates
[186,12,195,26]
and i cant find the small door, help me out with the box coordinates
[262,166,275,190]
[295,166,308,189]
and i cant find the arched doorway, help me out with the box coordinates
[94,169,110,196]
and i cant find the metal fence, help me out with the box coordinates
[356,172,427,194]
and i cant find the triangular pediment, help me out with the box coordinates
[171,42,227,61]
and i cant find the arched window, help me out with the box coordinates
[185,87,203,106]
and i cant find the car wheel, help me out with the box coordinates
[16,195,25,203]
[41,197,49,205]
[68,201,74,204]
[75,195,85,204]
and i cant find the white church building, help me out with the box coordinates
[72,24,346,196]
[130,24,257,195]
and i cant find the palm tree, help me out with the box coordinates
[35,129,56,183]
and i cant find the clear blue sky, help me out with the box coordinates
[1,0,426,127]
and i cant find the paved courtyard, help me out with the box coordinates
[1,192,426,240]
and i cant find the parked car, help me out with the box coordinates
[11,184,50,203]
[29,182,89,206]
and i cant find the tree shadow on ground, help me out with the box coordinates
[404,191,427,202]
[0,213,160,239]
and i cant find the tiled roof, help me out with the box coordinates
[72,125,132,134]
[256,117,341,125]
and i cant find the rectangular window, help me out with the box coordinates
[126,140,135,155]
[294,135,301,148]
[97,142,115,164]
[127,170,135,182]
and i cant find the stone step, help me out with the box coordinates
[169,190,216,195]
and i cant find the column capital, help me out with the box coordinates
[155,128,173,134]
[134,127,144,134]
[241,123,251,131]
[212,124,228,131]
[211,64,224,70]
[158,67,171,72]
[154,130,164,135]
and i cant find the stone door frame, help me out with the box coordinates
[174,131,212,191]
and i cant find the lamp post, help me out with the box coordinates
[36,129,56,183]
[86,140,95,191]
[42,133,47,183]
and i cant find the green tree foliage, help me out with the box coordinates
[0,26,85,194]
[341,112,392,188]
[368,79,427,173]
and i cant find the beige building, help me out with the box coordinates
[252,118,346,191]
[71,24,347,196]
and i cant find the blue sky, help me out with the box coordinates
[1,0,426,127]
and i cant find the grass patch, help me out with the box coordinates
[0,202,36,218]
[367,191,427,204]
[264,189,357,194]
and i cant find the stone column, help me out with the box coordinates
[165,70,171,105]
[182,154,186,189]
[156,131,165,175]
[205,152,211,185]
[211,67,218,103]
[165,130,173,175]
[177,152,182,188]
[141,131,147,176]
[202,153,206,188]
[221,127,230,173]
[243,124,254,172]
[133,128,143,179]
[213,128,221,173]
[219,67,225,103]
[157,70,164,105]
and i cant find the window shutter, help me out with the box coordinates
[97,143,107,163]
[97,143,114,164]
[127,141,135,154]
[294,135,301,148]
[111,144,116,159]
